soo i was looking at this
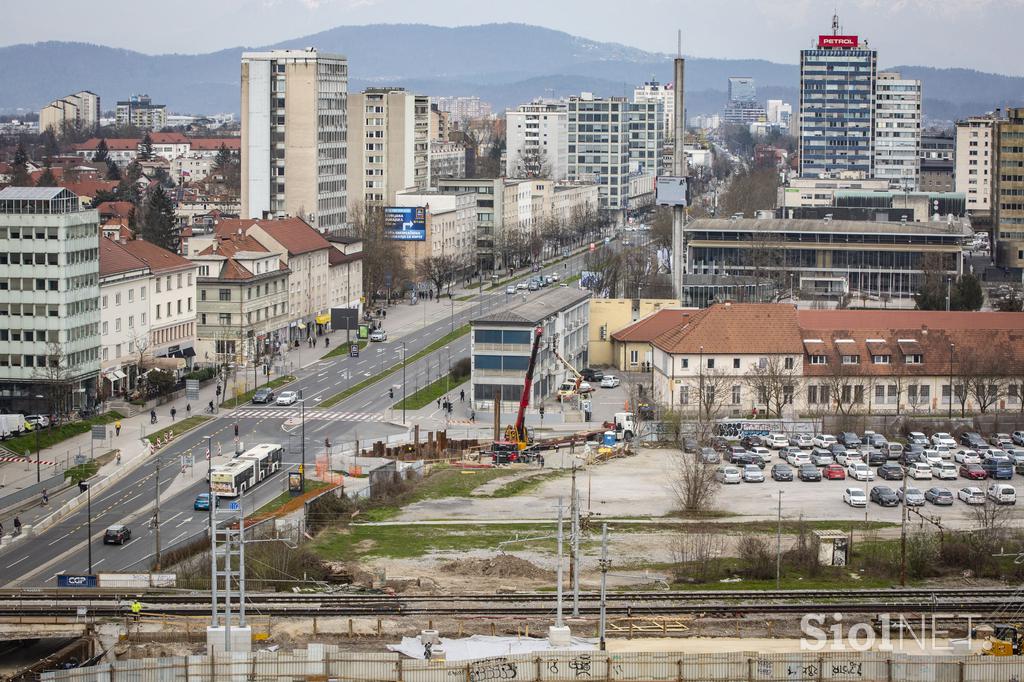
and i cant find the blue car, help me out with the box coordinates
[194,493,215,511]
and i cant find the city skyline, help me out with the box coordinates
[1,0,1022,76]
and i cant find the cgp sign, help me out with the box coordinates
[818,34,859,48]
[58,574,98,588]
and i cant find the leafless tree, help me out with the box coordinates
[670,448,721,514]
[34,341,75,419]
[349,202,409,303]
[582,248,622,298]
[965,347,1006,414]
[620,244,656,299]
[416,254,460,297]
[514,145,551,179]
[671,524,727,582]
[744,356,801,418]
[493,229,527,272]
[822,356,865,416]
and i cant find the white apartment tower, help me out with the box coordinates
[505,100,568,180]
[627,100,664,175]
[241,49,348,232]
[567,93,629,214]
[633,81,675,139]
[346,88,431,213]
[873,71,922,190]
[955,115,996,213]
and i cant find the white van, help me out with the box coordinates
[987,484,1016,505]
[0,414,27,439]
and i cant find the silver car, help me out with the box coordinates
[715,465,741,484]
[742,464,765,483]
[898,487,926,506]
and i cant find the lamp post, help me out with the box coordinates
[34,393,44,483]
[698,346,704,422]
[948,344,955,419]
[398,342,407,424]
[298,390,306,492]
[945,276,952,312]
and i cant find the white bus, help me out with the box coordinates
[238,443,284,483]
[210,459,257,498]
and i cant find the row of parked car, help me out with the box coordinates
[841,483,1016,508]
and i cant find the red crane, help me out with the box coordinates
[500,326,544,452]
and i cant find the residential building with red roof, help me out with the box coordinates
[649,303,1024,417]
[99,237,152,396]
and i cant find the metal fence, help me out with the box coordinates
[40,647,1024,681]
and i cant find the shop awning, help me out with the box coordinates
[104,369,127,382]
[315,314,330,325]
[144,357,186,370]
[168,347,197,359]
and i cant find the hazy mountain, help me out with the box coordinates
[0,23,1019,123]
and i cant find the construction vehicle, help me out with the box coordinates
[490,327,544,461]
[980,624,1024,656]
[552,344,589,402]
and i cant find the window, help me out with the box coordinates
[102,321,108,335]
[219,289,231,302]
[679,385,689,405]
[201,289,207,301]
[733,358,740,369]
[842,355,860,365]
[681,358,688,369]
[905,354,922,364]
[808,385,818,404]
[629,349,639,365]
[155,279,161,293]
[784,357,794,370]
[141,286,146,300]
[732,385,741,404]
[809,355,827,365]
[115,318,121,332]
[102,295,108,308]
[141,312,146,325]
[219,313,231,325]
[872,355,891,364]
[128,315,134,328]
[875,385,886,403]
[128,289,133,302]
[115,292,121,305]
[854,385,864,403]
[706,358,714,370]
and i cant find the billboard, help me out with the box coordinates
[384,206,427,241]
[58,574,97,588]
[818,35,859,48]
[330,307,358,331]
[656,176,689,207]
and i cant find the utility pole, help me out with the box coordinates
[775,490,782,589]
[555,497,564,628]
[671,31,688,298]
[900,467,909,586]
[569,465,577,609]
[208,435,216,626]
[154,454,162,571]
[572,486,581,618]
[598,523,610,651]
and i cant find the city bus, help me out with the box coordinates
[210,459,257,498]
[238,443,284,483]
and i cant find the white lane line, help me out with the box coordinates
[6,555,29,569]
[49,532,70,546]
[160,512,183,527]
[92,558,106,568]
[123,493,142,505]
[169,531,188,545]
[176,517,191,527]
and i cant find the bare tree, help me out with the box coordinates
[34,341,75,420]
[350,202,409,304]
[744,356,801,418]
[493,229,527,273]
[582,248,622,298]
[965,347,1006,414]
[514,145,551,179]
[695,368,732,443]
[620,244,656,299]
[416,254,460,297]
[669,448,721,514]
[822,356,865,416]
[671,524,727,582]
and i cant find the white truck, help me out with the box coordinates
[613,412,636,441]
[0,414,27,439]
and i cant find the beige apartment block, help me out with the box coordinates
[955,115,995,214]
[993,108,1024,267]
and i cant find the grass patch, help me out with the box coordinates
[318,325,469,409]
[486,470,564,498]
[313,522,542,560]
[562,274,581,285]
[455,294,475,302]
[64,459,99,484]
[393,371,469,410]
[221,375,296,408]
[322,339,368,359]
[4,411,124,454]
[146,415,211,444]
[408,466,517,502]
[252,480,331,518]
[668,571,913,591]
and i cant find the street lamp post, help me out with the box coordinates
[34,393,44,483]
[398,342,408,424]
[945,276,952,312]
[948,344,955,419]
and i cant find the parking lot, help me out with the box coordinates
[712,431,1024,528]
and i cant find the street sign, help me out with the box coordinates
[185,379,200,401]
[58,574,97,588]
[349,344,360,358]
[228,501,240,511]
[90,426,106,441]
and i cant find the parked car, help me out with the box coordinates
[829,443,848,459]
[369,329,388,342]
[790,433,814,449]
[954,450,981,465]
[921,450,944,466]
[959,463,988,480]
[877,463,904,481]
[742,464,765,483]
[741,435,766,449]
[987,483,1017,505]
[991,433,1014,448]
[275,390,299,406]
[580,368,604,382]
[932,432,956,448]
[252,388,275,404]
[931,462,958,480]
[866,433,888,449]
[813,434,838,448]
[960,432,987,449]
[527,281,539,291]
[810,449,834,466]
[715,466,741,484]
[924,487,954,505]
[798,463,822,481]
[908,432,929,447]
[898,487,926,506]
[699,447,720,464]
[839,432,862,448]
[771,464,794,481]
[982,457,1014,480]
[24,414,50,429]
[765,433,789,449]
[749,446,772,462]
[885,442,904,459]
[823,463,847,480]
[1013,431,1024,446]
[933,445,954,460]
[787,450,812,466]
[726,446,747,462]
[682,436,699,452]
[906,462,933,480]
[103,524,132,545]
[865,450,888,467]
[957,486,986,505]
[599,375,620,388]
[847,463,874,481]
[835,449,861,467]
[870,485,900,506]
[577,382,594,395]
[843,488,867,507]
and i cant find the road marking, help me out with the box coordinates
[176,517,190,527]
[48,533,69,546]
[6,555,29,569]
[160,512,182,527]
[169,531,188,545]
[92,558,105,568]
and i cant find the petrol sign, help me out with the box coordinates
[818,35,859,48]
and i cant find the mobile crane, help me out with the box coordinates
[552,344,589,402]
[490,326,544,462]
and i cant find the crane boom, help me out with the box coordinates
[552,345,583,392]
[507,326,544,448]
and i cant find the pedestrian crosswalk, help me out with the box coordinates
[232,408,386,422]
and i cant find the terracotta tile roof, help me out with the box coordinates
[96,201,135,219]
[215,217,330,255]
[653,303,803,355]
[188,138,240,151]
[197,233,270,258]
[120,238,194,273]
[72,137,139,152]
[99,237,149,278]
[220,258,253,281]
[149,132,190,145]
[611,308,696,343]
[328,245,362,266]
[796,310,1024,331]
[61,178,118,198]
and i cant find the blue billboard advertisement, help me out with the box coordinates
[384,207,427,241]
[58,574,98,588]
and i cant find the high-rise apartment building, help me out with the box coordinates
[873,71,922,190]
[920,133,955,192]
[955,115,996,214]
[434,96,492,125]
[505,100,568,180]
[40,90,100,134]
[241,49,348,232]
[116,94,166,129]
[766,100,793,128]
[567,93,629,214]
[0,187,101,413]
[633,81,675,139]
[723,77,766,125]
[627,100,664,175]
[346,88,430,213]
[799,31,877,178]
[993,108,1024,267]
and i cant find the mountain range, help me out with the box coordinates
[1,23,1021,123]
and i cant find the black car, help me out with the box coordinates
[924,487,954,505]
[580,368,604,382]
[877,463,904,480]
[960,432,986,449]
[900,451,925,467]
[798,464,822,481]
[103,524,131,544]
[865,450,888,467]
[741,434,766,449]
[771,464,794,481]
[699,447,720,464]
[829,443,848,457]
[870,486,899,506]
[839,432,862,447]
[683,436,699,452]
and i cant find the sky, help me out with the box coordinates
[2,0,1022,75]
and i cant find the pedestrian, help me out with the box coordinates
[185,403,191,417]
[436,397,441,410]
[170,407,177,422]
[114,420,122,436]
[539,454,545,468]
[324,337,330,348]
[150,409,157,425]
[42,489,48,506]
[460,389,465,403]
[13,516,21,536]
[471,410,476,422]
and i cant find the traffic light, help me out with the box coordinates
[233,423,239,437]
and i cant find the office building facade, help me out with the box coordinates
[993,108,1024,267]
[116,94,166,129]
[799,35,877,178]
[633,81,675,139]
[955,115,996,214]
[627,100,664,175]
[920,133,955,192]
[0,188,101,413]
[873,72,922,190]
[40,90,100,134]
[567,93,629,215]
[505,100,568,180]
[241,49,348,232]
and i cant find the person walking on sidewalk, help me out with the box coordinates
[460,389,465,403]
[41,489,48,506]
[150,409,157,425]
[114,420,122,436]
[185,404,191,417]
[170,407,177,422]
[12,516,21,536]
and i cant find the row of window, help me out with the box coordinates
[0,252,59,266]
[102,286,145,307]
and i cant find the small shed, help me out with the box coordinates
[812,529,850,566]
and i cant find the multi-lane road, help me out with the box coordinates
[0,248,598,586]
